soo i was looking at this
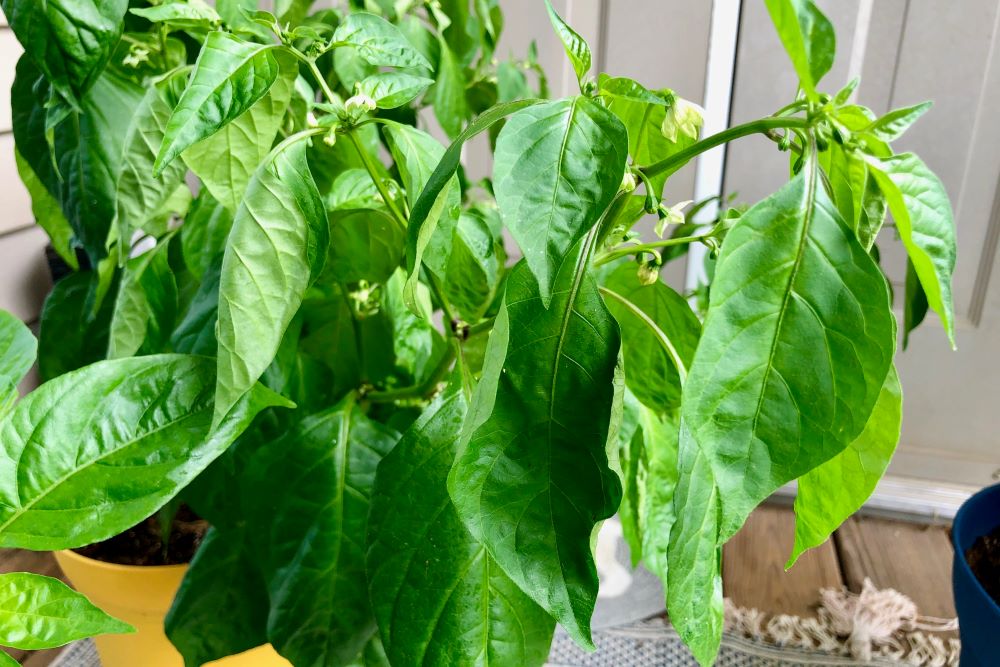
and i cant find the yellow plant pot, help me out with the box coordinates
[54,550,290,667]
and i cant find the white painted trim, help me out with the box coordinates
[686,0,742,290]
[845,0,875,99]
[774,474,979,522]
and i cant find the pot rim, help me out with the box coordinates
[55,548,189,574]
[952,482,1000,615]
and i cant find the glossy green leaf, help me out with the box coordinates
[242,396,399,667]
[171,262,222,357]
[544,0,590,86]
[818,144,866,234]
[867,153,956,346]
[763,0,835,97]
[166,527,269,667]
[866,102,931,142]
[130,1,221,29]
[155,33,290,173]
[333,12,431,70]
[449,241,623,649]
[601,264,700,413]
[677,153,895,542]
[325,170,383,212]
[181,192,233,281]
[383,271,448,385]
[37,271,116,383]
[788,366,902,566]
[399,99,540,312]
[13,149,77,270]
[0,355,288,550]
[443,211,502,321]
[0,310,35,418]
[183,64,296,214]
[433,38,469,139]
[598,75,667,106]
[107,239,178,359]
[634,407,680,584]
[115,74,190,243]
[493,97,627,305]
[368,388,555,667]
[356,72,433,109]
[0,572,132,650]
[0,0,128,106]
[215,138,329,427]
[325,209,405,285]
[902,258,929,350]
[857,172,887,252]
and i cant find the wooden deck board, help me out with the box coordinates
[722,504,844,617]
[835,515,956,619]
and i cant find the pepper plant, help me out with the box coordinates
[0,0,955,665]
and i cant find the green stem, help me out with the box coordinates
[595,234,708,266]
[639,116,812,179]
[366,344,458,403]
[289,49,338,103]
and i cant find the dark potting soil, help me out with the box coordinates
[967,523,1000,606]
[73,505,208,566]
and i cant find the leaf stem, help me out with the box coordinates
[288,49,338,104]
[639,116,812,179]
[594,234,709,266]
[365,343,458,403]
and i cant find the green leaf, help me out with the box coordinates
[215,138,329,427]
[0,355,288,550]
[818,144,866,234]
[383,271,448,385]
[544,0,591,87]
[0,0,128,106]
[166,527,269,667]
[788,366,902,566]
[324,169,382,212]
[325,209,405,285]
[333,12,431,70]
[601,264,700,413]
[368,388,555,667]
[857,172,887,251]
[433,38,469,139]
[0,310,36,419]
[0,572,133,649]
[155,33,291,174]
[13,149,77,270]
[449,241,623,649]
[115,73,190,245]
[181,192,233,281]
[356,72,433,109]
[634,407,680,584]
[182,64,296,214]
[171,262,222,356]
[242,396,399,666]
[867,153,956,346]
[443,211,502,321]
[13,57,144,263]
[902,258,929,350]
[37,271,116,383]
[493,97,627,305]
[598,75,667,106]
[678,152,896,542]
[763,0,835,98]
[107,239,178,359]
[130,1,221,29]
[399,99,541,312]
[866,101,932,142]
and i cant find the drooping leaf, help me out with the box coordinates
[677,152,895,542]
[0,355,288,550]
[763,0,835,98]
[0,0,128,106]
[182,65,295,215]
[180,192,233,281]
[37,271,116,382]
[856,172,887,252]
[107,239,179,359]
[634,407,680,584]
[449,241,623,649]
[902,258,929,350]
[443,211,502,321]
[324,170,383,213]
[0,310,36,418]
[242,396,400,667]
[333,12,430,70]
[166,527,269,667]
[867,153,956,346]
[0,572,133,650]
[493,97,627,305]
[433,38,469,139]
[171,261,222,357]
[130,1,221,30]
[215,138,329,427]
[383,271,447,386]
[368,388,555,667]
[788,366,902,566]
[398,99,541,312]
[544,0,590,87]
[598,75,667,106]
[155,33,291,173]
[356,72,433,109]
[601,264,700,413]
[13,149,77,270]
[866,102,932,143]
[818,143,866,234]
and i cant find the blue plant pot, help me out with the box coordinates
[952,483,1000,666]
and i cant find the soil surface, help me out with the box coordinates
[967,524,1000,606]
[74,505,208,566]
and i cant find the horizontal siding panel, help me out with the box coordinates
[0,226,50,322]
[0,28,19,131]
[0,134,32,235]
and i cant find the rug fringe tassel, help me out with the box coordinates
[724,578,960,665]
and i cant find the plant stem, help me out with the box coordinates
[365,344,458,403]
[594,234,708,266]
[639,116,812,179]
[289,49,338,104]
[347,131,409,229]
